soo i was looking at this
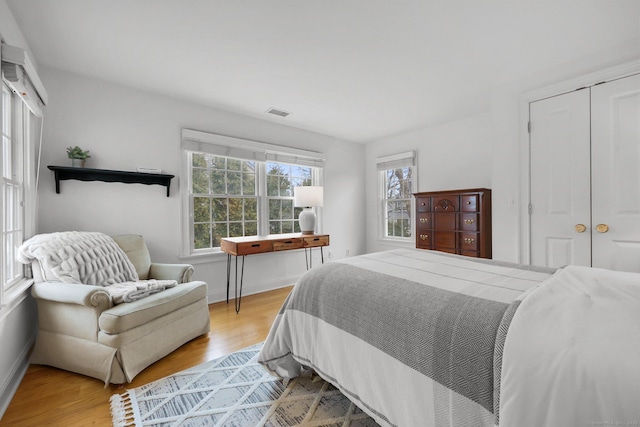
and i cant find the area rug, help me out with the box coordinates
[110,343,380,426]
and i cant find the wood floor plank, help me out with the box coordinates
[0,286,293,427]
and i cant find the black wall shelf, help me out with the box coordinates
[48,166,175,197]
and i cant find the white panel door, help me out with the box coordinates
[591,74,640,272]
[530,89,591,268]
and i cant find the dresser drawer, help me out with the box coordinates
[417,232,432,248]
[236,241,274,255]
[434,212,456,230]
[434,231,456,249]
[273,238,304,251]
[416,197,431,212]
[303,235,330,247]
[460,214,478,231]
[433,196,458,212]
[460,233,479,251]
[461,195,478,212]
[417,213,432,229]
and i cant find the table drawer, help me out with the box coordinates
[303,235,330,247]
[273,238,304,251]
[236,241,274,255]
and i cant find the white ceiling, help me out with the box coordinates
[5,1,640,142]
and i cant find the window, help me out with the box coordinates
[267,162,312,234]
[182,130,324,255]
[377,151,416,241]
[1,44,46,306]
[1,82,31,298]
[191,154,258,249]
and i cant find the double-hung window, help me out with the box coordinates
[377,151,416,241]
[182,130,324,255]
[1,44,47,307]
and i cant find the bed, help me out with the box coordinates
[258,248,640,427]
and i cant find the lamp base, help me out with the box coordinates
[298,209,316,235]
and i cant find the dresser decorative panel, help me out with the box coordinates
[414,188,492,258]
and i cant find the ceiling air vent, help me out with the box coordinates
[266,107,291,118]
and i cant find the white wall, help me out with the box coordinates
[37,66,366,302]
[0,0,39,417]
[364,113,492,254]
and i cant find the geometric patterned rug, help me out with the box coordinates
[110,343,380,426]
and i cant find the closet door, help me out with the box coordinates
[591,74,640,272]
[529,89,591,268]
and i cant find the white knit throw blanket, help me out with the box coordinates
[18,231,176,304]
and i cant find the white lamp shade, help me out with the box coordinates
[294,186,323,207]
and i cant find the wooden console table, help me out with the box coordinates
[221,233,330,313]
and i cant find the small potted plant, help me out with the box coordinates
[66,146,91,168]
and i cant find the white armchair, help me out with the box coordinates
[21,232,210,385]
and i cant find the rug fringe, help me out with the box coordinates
[110,391,136,427]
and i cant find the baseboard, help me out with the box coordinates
[207,274,299,304]
[0,331,36,419]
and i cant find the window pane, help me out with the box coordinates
[212,198,228,222]
[270,221,280,234]
[192,153,207,168]
[212,223,226,247]
[266,175,278,196]
[229,222,243,237]
[228,198,243,221]
[268,199,280,220]
[193,224,211,249]
[227,158,241,171]
[193,197,210,222]
[242,173,255,196]
[211,170,226,194]
[245,221,258,236]
[244,198,257,220]
[282,199,293,219]
[282,221,294,233]
[227,172,241,195]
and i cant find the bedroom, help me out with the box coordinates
[0,1,639,425]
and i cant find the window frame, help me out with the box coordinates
[1,81,38,309]
[376,151,417,243]
[180,129,324,259]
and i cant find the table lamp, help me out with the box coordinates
[294,186,323,235]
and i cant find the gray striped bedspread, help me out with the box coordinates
[258,249,555,427]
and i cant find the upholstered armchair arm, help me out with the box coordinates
[149,263,194,283]
[31,282,113,311]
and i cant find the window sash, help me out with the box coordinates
[380,163,415,240]
[1,82,29,297]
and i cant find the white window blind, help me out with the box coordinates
[376,151,416,171]
[181,129,325,166]
[1,44,48,117]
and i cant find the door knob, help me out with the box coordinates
[596,224,609,233]
[575,224,587,233]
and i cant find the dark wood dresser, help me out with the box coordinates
[414,188,492,258]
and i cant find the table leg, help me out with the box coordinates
[226,254,231,303]
[235,256,245,313]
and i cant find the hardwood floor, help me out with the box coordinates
[0,286,293,427]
